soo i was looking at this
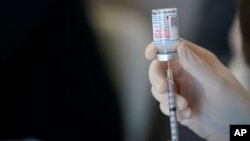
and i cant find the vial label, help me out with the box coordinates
[152,13,179,43]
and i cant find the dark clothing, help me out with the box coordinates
[0,0,122,140]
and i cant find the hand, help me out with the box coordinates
[145,40,250,141]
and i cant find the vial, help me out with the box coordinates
[152,8,180,61]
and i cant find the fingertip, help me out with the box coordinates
[176,41,185,52]
[176,94,188,111]
[160,103,169,116]
[176,41,202,74]
[145,42,158,60]
[176,42,189,61]
[181,108,192,119]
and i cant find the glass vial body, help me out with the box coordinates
[152,8,180,61]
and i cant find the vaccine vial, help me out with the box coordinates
[152,8,180,61]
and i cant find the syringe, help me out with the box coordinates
[167,61,179,141]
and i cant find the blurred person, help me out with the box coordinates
[145,0,250,140]
[0,0,123,140]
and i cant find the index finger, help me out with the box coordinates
[145,42,158,60]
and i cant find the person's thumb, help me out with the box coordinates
[177,42,221,84]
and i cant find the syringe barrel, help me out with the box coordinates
[167,68,179,141]
[152,8,180,61]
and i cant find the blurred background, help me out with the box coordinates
[86,0,235,141]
